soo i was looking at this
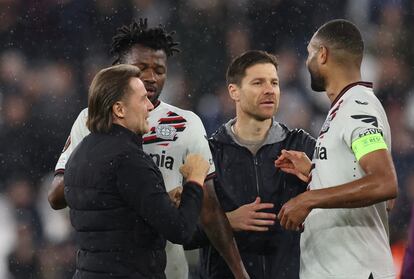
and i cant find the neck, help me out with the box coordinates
[112,118,130,132]
[152,99,161,109]
[325,67,361,103]
[233,113,272,142]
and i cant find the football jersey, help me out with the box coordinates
[56,101,215,187]
[300,82,395,279]
[142,101,215,190]
[55,101,215,279]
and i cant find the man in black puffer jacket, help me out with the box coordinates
[64,64,210,279]
[192,51,315,279]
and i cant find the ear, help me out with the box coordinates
[228,84,240,102]
[112,101,126,119]
[318,45,328,65]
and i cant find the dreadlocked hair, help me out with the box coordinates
[110,18,180,64]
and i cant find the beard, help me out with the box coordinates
[308,65,326,92]
[245,106,276,122]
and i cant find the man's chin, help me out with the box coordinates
[148,92,160,104]
[254,112,274,122]
[137,129,148,136]
[311,83,325,92]
[137,124,150,135]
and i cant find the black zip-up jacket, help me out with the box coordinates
[64,124,203,279]
[199,119,315,279]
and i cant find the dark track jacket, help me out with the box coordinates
[64,124,203,279]
[199,118,315,279]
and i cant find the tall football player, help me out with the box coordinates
[275,19,398,279]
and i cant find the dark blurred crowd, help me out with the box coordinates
[0,0,413,278]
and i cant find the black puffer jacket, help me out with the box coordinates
[65,124,203,279]
[201,119,315,279]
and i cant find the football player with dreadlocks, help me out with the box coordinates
[48,19,249,279]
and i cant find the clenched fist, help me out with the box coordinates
[180,154,210,186]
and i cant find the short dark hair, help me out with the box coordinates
[226,50,278,85]
[315,19,364,59]
[111,18,180,64]
[87,64,141,133]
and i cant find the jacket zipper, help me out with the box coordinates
[253,156,266,278]
[253,156,260,196]
[206,245,212,276]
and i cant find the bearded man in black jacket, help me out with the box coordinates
[197,50,316,279]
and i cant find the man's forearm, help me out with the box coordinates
[306,167,397,210]
[48,174,67,210]
[201,180,248,278]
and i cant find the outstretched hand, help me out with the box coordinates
[226,197,276,232]
[275,149,312,182]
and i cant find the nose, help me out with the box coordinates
[263,82,275,95]
[141,69,156,83]
[147,98,154,111]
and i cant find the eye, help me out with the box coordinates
[138,64,148,71]
[272,81,279,86]
[155,67,166,75]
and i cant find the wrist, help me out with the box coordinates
[185,178,204,188]
[304,164,312,177]
[231,268,248,279]
[225,211,237,230]
[304,190,317,210]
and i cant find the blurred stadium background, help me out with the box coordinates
[0,0,413,278]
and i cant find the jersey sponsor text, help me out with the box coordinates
[150,150,174,170]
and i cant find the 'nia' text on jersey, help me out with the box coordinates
[150,151,174,170]
[314,146,328,160]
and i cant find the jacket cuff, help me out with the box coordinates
[205,172,216,181]
[54,169,65,176]
[185,180,204,189]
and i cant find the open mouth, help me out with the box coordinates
[260,100,275,105]
[145,84,157,95]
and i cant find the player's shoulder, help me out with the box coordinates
[345,84,379,103]
[159,102,203,123]
[343,85,383,113]
[74,107,89,122]
[339,85,389,131]
[80,107,89,116]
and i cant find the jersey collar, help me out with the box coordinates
[331,81,373,108]
[149,99,163,115]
